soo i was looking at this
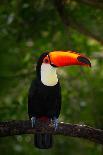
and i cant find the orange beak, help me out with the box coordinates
[49,51,91,67]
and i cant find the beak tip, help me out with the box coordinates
[89,63,91,67]
[77,56,91,67]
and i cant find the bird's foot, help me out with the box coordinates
[53,117,58,130]
[31,117,36,128]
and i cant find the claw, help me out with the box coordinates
[31,117,36,128]
[53,117,58,130]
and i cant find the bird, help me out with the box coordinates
[28,51,91,149]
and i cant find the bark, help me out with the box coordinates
[0,120,103,145]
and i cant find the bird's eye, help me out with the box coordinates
[44,59,49,63]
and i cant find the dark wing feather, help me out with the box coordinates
[54,83,61,118]
[28,79,38,118]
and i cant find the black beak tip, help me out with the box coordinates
[77,56,91,67]
[89,63,91,67]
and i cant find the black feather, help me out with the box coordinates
[28,79,61,119]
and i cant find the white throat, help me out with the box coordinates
[41,63,58,86]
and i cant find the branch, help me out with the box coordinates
[74,0,103,9]
[0,71,34,80]
[92,52,103,59]
[53,0,103,45]
[0,120,103,145]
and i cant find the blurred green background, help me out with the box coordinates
[0,0,103,155]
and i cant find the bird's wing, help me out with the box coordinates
[28,79,38,118]
[54,83,61,118]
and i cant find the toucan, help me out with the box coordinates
[28,51,91,149]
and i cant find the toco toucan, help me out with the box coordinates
[28,51,91,149]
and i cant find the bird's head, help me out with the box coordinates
[36,51,91,86]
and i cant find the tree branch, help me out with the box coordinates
[92,52,103,59]
[53,0,103,45]
[74,0,103,9]
[0,71,34,80]
[0,120,103,145]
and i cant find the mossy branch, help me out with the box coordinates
[0,120,103,145]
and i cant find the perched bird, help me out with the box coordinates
[28,51,91,149]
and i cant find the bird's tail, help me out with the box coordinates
[34,133,52,149]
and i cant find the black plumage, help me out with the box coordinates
[28,52,61,149]
[28,79,61,119]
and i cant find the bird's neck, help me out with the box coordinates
[41,63,58,86]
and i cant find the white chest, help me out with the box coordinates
[41,64,58,86]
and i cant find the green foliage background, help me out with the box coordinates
[0,0,103,155]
